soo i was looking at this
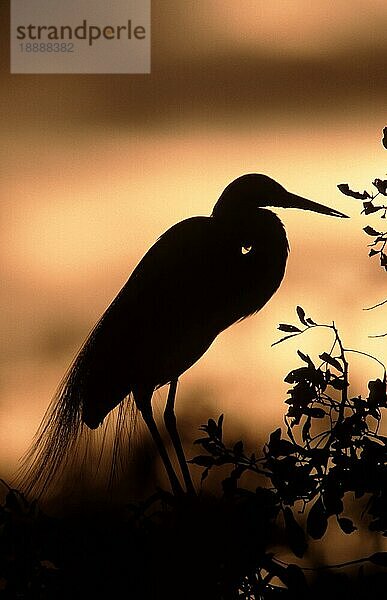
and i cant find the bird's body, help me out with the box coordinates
[19,174,346,497]
[81,209,288,429]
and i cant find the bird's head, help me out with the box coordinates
[212,174,348,219]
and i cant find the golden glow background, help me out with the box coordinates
[1,0,386,525]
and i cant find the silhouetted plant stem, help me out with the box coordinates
[364,298,387,311]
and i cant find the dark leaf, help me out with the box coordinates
[307,497,328,539]
[337,183,370,200]
[319,352,343,372]
[302,416,311,442]
[297,350,315,369]
[214,455,231,467]
[338,517,357,534]
[278,323,302,333]
[274,439,294,457]
[305,407,325,418]
[373,178,387,196]
[217,414,224,436]
[363,201,383,215]
[233,440,244,456]
[270,428,282,443]
[197,439,218,454]
[330,376,348,390]
[369,248,379,257]
[369,552,387,567]
[296,306,308,326]
[368,378,387,407]
[216,415,223,441]
[383,127,387,150]
[284,366,312,384]
[363,225,382,236]
[283,507,308,558]
[190,455,215,467]
[194,437,212,445]
[306,317,317,325]
[204,418,218,438]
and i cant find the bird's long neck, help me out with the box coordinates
[207,207,289,329]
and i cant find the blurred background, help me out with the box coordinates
[0,0,386,548]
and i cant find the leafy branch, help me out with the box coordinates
[337,128,387,275]
[192,307,387,597]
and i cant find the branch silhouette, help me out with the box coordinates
[191,309,387,597]
[338,126,387,338]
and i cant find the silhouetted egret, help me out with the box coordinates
[21,174,347,497]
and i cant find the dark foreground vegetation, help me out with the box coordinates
[1,129,386,599]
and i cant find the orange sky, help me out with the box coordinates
[0,2,386,501]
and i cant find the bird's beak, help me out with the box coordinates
[285,192,349,218]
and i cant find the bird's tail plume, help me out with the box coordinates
[15,365,85,498]
[15,356,138,500]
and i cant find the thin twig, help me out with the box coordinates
[364,298,387,311]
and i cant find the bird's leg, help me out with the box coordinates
[139,402,184,496]
[164,379,196,495]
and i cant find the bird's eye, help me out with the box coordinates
[241,245,252,255]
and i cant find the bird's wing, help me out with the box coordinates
[72,216,224,404]
[99,216,222,379]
